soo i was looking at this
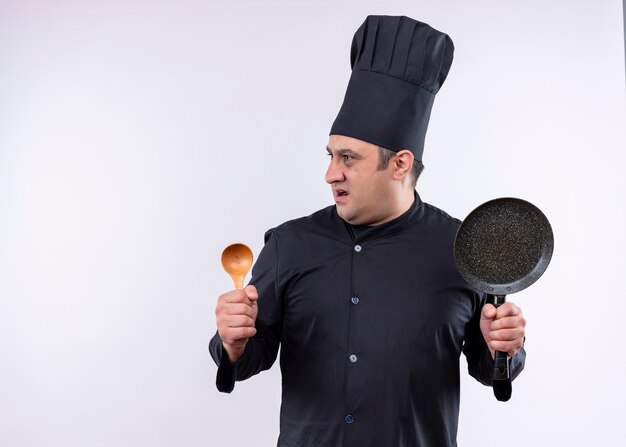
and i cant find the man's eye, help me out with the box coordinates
[342,155,353,161]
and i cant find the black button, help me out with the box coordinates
[345,414,354,424]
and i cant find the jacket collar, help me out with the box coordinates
[340,191,425,243]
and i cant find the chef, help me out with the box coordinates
[210,15,526,446]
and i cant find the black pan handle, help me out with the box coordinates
[492,294,510,381]
[490,294,512,402]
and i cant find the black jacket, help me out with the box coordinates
[210,195,525,446]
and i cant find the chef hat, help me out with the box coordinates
[330,15,454,161]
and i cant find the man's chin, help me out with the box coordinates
[335,205,352,223]
[336,206,360,225]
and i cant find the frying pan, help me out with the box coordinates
[454,197,553,401]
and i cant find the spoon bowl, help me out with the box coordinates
[221,243,254,289]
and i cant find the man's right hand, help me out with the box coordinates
[215,285,258,364]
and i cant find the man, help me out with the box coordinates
[210,15,526,446]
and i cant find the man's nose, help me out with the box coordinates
[325,160,345,184]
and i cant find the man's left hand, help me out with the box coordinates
[480,302,526,359]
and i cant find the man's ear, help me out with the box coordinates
[392,150,414,180]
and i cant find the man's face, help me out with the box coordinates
[325,135,398,226]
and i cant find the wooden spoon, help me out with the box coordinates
[221,243,253,290]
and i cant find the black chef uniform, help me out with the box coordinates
[209,194,525,446]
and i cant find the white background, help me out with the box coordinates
[1,1,625,445]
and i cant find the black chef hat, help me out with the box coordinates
[330,15,454,161]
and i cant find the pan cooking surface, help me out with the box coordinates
[454,198,553,294]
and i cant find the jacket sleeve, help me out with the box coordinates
[209,230,283,393]
[462,292,526,387]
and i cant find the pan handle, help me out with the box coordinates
[490,294,512,402]
[492,294,510,381]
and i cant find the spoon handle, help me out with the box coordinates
[232,274,245,290]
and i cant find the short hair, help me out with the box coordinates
[377,146,424,187]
